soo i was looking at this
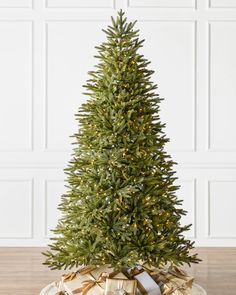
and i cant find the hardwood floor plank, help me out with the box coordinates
[187,248,236,295]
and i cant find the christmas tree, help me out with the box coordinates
[43,10,200,270]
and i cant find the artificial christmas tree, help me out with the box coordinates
[43,10,200,272]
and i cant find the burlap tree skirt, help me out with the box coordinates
[40,282,207,295]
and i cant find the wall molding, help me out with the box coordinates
[139,20,197,152]
[207,180,236,239]
[178,179,197,239]
[45,0,115,9]
[127,0,196,9]
[43,19,197,153]
[209,0,236,9]
[207,21,236,152]
[44,179,64,239]
[0,0,33,8]
[0,20,34,152]
[0,179,34,239]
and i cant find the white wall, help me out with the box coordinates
[0,0,236,246]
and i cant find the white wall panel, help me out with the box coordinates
[0,22,32,151]
[138,21,196,152]
[45,180,64,238]
[209,0,236,8]
[0,180,33,238]
[46,0,114,8]
[128,0,195,8]
[209,22,236,151]
[208,180,236,238]
[45,21,106,151]
[177,180,196,238]
[0,0,32,7]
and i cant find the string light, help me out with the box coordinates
[45,12,199,270]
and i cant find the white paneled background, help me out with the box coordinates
[0,0,236,247]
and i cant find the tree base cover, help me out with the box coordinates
[41,282,207,295]
[44,264,196,295]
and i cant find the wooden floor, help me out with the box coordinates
[0,247,235,295]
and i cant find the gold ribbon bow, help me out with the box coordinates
[168,266,188,278]
[168,265,193,289]
[127,267,144,278]
[160,266,193,295]
[60,266,113,295]
[56,266,96,295]
[62,272,77,282]
[72,272,108,294]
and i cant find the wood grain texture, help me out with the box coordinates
[0,247,235,295]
